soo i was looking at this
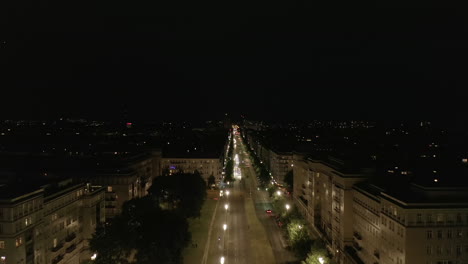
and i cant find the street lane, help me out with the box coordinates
[204,130,295,264]
[237,134,297,264]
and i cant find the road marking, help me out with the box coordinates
[202,197,219,264]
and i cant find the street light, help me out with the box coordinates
[226,191,230,197]
[277,191,281,196]
[220,256,225,264]
[318,257,325,264]
[91,253,97,260]
[285,204,290,211]
[223,224,227,231]
[225,204,229,210]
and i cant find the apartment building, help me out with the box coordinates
[293,154,371,263]
[88,169,141,220]
[0,179,105,264]
[349,182,468,264]
[161,157,222,182]
[269,149,293,185]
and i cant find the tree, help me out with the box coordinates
[89,218,134,264]
[208,174,216,187]
[284,170,294,190]
[302,240,334,264]
[90,196,191,264]
[287,219,313,259]
[224,159,234,182]
[148,172,207,218]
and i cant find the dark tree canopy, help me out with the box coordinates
[90,196,190,264]
[149,171,207,218]
[208,174,216,187]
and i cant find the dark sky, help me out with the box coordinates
[2,0,468,121]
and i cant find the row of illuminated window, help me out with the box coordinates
[426,245,468,256]
[0,237,23,249]
[416,213,467,225]
[0,198,43,221]
[44,189,84,215]
[426,230,467,239]
[382,217,405,238]
[354,197,380,216]
[354,206,380,227]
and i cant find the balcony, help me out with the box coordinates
[52,243,64,252]
[353,232,362,240]
[352,241,362,251]
[66,244,76,254]
[65,233,76,242]
[333,195,340,203]
[52,254,64,264]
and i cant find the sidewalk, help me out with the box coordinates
[183,192,218,264]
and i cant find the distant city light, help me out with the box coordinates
[91,253,97,260]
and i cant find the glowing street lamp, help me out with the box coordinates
[277,191,281,196]
[220,256,225,264]
[285,204,290,211]
[223,224,227,231]
[226,191,230,197]
[91,253,97,260]
[225,204,229,210]
[318,257,325,264]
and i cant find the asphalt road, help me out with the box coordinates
[204,133,296,264]
[237,136,297,264]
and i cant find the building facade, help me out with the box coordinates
[269,149,293,185]
[0,180,105,264]
[293,153,468,264]
[160,157,222,182]
[293,154,368,263]
[348,183,468,264]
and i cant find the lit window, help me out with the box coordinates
[53,238,57,248]
[15,236,22,247]
[107,186,113,192]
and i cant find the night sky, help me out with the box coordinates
[2,0,468,121]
